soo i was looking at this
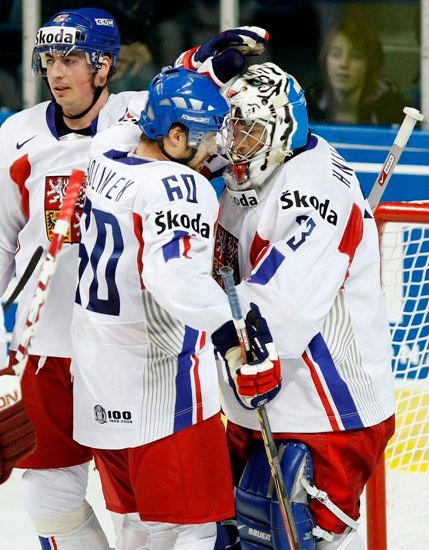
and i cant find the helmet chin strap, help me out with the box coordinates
[156,137,197,165]
[62,84,106,120]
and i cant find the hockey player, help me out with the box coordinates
[0,6,269,548]
[212,63,396,549]
[71,67,281,550]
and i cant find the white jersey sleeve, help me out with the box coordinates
[0,130,26,295]
[134,165,231,334]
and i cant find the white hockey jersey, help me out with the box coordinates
[216,134,395,433]
[71,124,232,449]
[0,92,143,358]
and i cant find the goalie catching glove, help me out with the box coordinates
[0,371,36,483]
[212,303,281,409]
[175,26,269,87]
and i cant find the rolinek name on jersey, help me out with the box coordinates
[280,189,338,226]
[35,26,77,46]
[155,210,211,238]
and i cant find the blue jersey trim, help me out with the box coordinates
[308,333,364,429]
[162,230,188,262]
[174,325,199,432]
[103,149,153,165]
[249,247,285,286]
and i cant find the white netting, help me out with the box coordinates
[380,216,429,550]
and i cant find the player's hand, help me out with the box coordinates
[0,373,36,484]
[175,27,269,88]
[212,303,282,409]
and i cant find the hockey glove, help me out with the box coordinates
[213,303,282,410]
[0,373,36,484]
[175,27,269,87]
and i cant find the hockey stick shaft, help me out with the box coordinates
[2,246,44,313]
[11,169,85,379]
[368,107,424,212]
[220,266,301,550]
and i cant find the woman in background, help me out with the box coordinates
[306,19,408,125]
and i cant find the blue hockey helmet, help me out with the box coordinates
[139,68,229,149]
[32,8,121,75]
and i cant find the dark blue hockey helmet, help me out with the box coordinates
[32,8,121,75]
[139,68,229,149]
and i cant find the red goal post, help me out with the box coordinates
[367,201,429,550]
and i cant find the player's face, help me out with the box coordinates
[45,51,96,115]
[326,33,367,94]
[230,121,266,162]
[187,132,218,172]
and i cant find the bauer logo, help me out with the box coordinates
[35,26,77,46]
[279,189,338,226]
[155,210,210,238]
[95,18,114,26]
[94,405,133,425]
[248,528,271,542]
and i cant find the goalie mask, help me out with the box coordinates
[32,8,121,76]
[223,62,308,191]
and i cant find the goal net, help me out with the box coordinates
[366,201,429,550]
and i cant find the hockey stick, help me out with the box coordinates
[368,107,424,212]
[220,266,301,550]
[11,169,85,379]
[2,246,44,314]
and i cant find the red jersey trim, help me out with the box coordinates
[10,154,31,219]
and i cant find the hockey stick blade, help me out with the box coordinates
[2,246,44,313]
[368,107,424,212]
[220,266,301,550]
[11,169,85,378]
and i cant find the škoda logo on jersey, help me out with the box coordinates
[279,189,338,226]
[44,175,87,243]
[154,209,211,238]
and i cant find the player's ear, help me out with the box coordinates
[94,55,112,87]
[167,125,187,149]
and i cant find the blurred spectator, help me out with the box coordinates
[244,0,320,87]
[306,19,408,125]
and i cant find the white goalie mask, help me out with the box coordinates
[222,62,309,192]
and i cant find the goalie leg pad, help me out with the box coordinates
[236,440,315,549]
[214,519,241,549]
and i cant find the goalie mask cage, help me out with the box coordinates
[367,201,429,550]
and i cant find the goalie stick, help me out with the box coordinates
[368,106,424,212]
[2,246,44,314]
[11,169,85,379]
[220,266,301,550]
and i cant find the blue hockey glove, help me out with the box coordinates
[212,303,282,409]
[175,27,269,87]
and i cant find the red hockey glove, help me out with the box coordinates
[213,303,282,409]
[175,26,269,87]
[0,373,36,484]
